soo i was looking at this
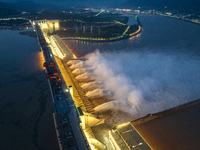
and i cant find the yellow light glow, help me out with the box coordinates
[117,122,129,128]
[109,131,121,150]
[37,52,45,70]
[83,130,96,150]
[55,23,59,28]
[73,54,77,59]
[49,36,66,59]
[109,139,116,149]
[43,24,48,29]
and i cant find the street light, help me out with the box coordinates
[132,142,143,148]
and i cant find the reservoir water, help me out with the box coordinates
[0,29,58,150]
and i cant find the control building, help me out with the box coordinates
[32,19,60,32]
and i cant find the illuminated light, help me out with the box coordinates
[37,52,45,70]
[109,131,121,150]
[49,36,66,59]
[73,54,77,59]
[130,123,153,149]
[109,139,116,149]
[43,24,48,29]
[82,130,96,150]
[117,122,130,128]
[65,89,69,92]
[129,36,135,40]
[123,129,132,134]
[132,142,143,148]
[55,23,59,28]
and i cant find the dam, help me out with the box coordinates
[35,23,152,150]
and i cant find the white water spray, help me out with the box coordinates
[84,50,200,120]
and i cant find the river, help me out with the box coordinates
[65,14,200,57]
[0,29,58,150]
[1,14,200,150]
[63,14,200,149]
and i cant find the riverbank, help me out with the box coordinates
[19,31,37,37]
[158,13,200,25]
[61,25,142,42]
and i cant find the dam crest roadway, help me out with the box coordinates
[35,22,152,150]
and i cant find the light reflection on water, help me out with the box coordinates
[62,14,200,150]
[36,51,45,70]
[0,29,58,149]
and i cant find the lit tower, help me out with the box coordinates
[135,15,138,20]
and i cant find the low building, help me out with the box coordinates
[109,122,152,150]
[32,19,60,32]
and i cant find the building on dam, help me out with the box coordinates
[38,23,152,150]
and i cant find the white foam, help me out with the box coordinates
[76,73,99,82]
[72,68,93,76]
[67,59,83,65]
[83,50,200,120]
[81,81,104,91]
[69,61,88,70]
[86,89,114,99]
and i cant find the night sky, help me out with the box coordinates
[0,0,127,7]
[0,0,126,3]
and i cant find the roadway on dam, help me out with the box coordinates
[46,33,152,150]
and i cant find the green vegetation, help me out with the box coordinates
[44,10,140,41]
[52,24,139,39]
[29,11,129,25]
[0,19,30,26]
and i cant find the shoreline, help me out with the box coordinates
[61,25,142,42]
[158,14,200,25]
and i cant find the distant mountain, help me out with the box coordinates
[0,1,42,12]
[0,1,71,17]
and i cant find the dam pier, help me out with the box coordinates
[35,23,152,150]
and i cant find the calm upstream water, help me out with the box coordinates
[0,29,58,150]
[66,14,200,57]
[64,14,200,150]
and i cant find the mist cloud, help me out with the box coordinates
[84,50,200,120]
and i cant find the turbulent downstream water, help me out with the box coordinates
[65,14,200,120]
[64,14,200,149]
